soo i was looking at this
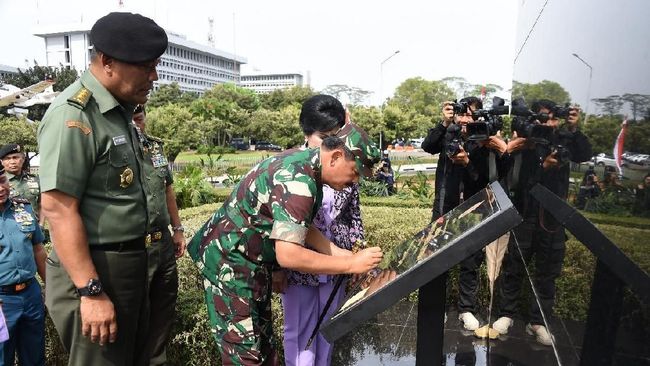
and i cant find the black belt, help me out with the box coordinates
[0,278,34,294]
[89,229,166,252]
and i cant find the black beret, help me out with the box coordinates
[91,12,168,63]
[0,144,21,159]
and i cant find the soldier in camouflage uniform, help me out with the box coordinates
[188,136,383,365]
[0,144,42,223]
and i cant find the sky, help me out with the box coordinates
[0,0,519,105]
[512,0,650,114]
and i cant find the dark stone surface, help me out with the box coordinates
[331,300,650,366]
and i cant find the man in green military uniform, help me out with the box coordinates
[37,12,168,366]
[189,136,383,365]
[0,144,42,223]
[132,104,186,365]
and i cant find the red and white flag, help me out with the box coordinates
[613,117,628,175]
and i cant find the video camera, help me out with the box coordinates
[510,98,573,124]
[450,97,510,120]
[510,98,574,165]
[464,97,509,141]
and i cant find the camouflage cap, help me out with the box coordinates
[336,122,381,178]
[0,144,21,159]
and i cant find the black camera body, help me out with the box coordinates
[530,128,574,166]
[466,116,505,141]
[451,101,471,115]
[445,124,463,157]
[551,129,574,166]
[453,96,509,141]
[511,116,555,142]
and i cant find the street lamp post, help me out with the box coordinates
[379,50,400,149]
[572,53,593,125]
[379,50,400,106]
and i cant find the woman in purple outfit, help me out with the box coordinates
[274,95,368,366]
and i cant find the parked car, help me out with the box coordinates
[255,141,282,151]
[230,138,250,151]
[593,153,618,168]
[409,137,425,149]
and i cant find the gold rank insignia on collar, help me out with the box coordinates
[67,87,92,109]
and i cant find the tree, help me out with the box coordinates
[441,76,475,99]
[441,77,505,107]
[203,83,261,112]
[390,77,455,117]
[583,115,650,155]
[621,93,650,122]
[147,83,198,108]
[468,84,505,107]
[3,62,78,92]
[348,105,384,142]
[592,95,624,116]
[247,105,302,149]
[582,115,621,155]
[511,80,571,106]
[146,104,204,162]
[2,62,80,121]
[0,116,38,153]
[191,97,250,146]
[259,86,315,111]
[320,84,373,105]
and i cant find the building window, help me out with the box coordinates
[64,35,70,49]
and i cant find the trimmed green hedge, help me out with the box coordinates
[43,203,650,365]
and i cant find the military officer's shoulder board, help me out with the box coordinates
[67,87,92,110]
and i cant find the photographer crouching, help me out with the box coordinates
[422,96,509,331]
[492,99,592,345]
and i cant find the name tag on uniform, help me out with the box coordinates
[112,135,127,146]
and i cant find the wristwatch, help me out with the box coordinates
[172,225,185,233]
[76,278,103,297]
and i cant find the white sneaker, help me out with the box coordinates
[526,324,553,346]
[459,312,480,331]
[492,316,513,334]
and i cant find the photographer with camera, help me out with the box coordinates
[493,99,592,345]
[422,96,509,331]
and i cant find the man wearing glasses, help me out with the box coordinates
[38,12,167,365]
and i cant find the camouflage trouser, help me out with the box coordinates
[203,279,280,366]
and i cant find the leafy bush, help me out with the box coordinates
[358,179,390,197]
[173,165,218,209]
[396,172,434,201]
[583,189,636,216]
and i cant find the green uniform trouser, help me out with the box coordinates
[45,245,148,366]
[136,230,179,366]
[203,275,280,366]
